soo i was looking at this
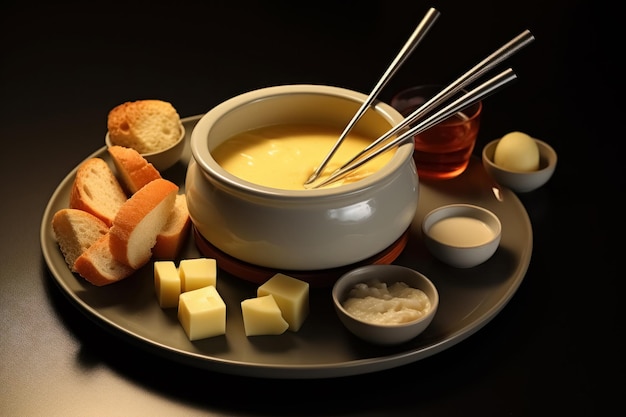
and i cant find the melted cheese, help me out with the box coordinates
[212,124,394,190]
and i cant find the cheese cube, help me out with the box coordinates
[179,258,217,292]
[178,285,226,341]
[257,273,309,331]
[241,295,289,336]
[154,261,181,308]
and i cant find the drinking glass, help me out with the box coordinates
[390,85,482,180]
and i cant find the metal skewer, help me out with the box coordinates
[306,68,518,189]
[332,29,534,174]
[303,7,441,186]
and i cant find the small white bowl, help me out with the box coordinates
[422,204,501,268]
[482,138,557,193]
[105,122,186,172]
[332,265,439,345]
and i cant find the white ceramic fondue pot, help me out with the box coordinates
[186,84,419,271]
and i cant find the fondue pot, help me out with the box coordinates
[185,84,418,278]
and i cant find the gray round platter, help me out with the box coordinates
[40,115,532,379]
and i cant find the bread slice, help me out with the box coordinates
[109,178,179,269]
[69,158,128,226]
[107,100,182,154]
[153,194,191,260]
[107,145,162,194]
[52,208,109,272]
[74,233,136,286]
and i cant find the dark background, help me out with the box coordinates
[1,1,622,416]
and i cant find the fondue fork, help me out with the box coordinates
[329,30,535,174]
[306,68,518,189]
[303,7,441,186]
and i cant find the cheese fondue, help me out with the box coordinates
[212,124,394,190]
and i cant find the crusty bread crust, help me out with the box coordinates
[109,178,179,269]
[107,100,182,154]
[57,106,191,286]
[69,158,128,226]
[153,194,191,260]
[52,208,109,272]
[108,145,162,194]
[74,233,135,286]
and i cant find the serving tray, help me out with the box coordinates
[40,115,532,379]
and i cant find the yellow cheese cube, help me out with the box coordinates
[154,261,181,308]
[257,273,309,331]
[178,285,226,341]
[241,295,289,336]
[179,258,217,292]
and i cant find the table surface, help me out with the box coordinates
[1,1,621,416]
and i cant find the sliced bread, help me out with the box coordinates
[69,157,128,226]
[109,178,179,269]
[107,145,162,194]
[74,233,136,286]
[153,194,191,260]
[52,208,109,272]
[107,100,182,154]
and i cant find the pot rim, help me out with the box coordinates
[190,84,414,200]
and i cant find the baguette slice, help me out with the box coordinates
[74,233,136,286]
[153,194,191,260]
[52,208,109,272]
[109,178,179,269]
[107,145,162,194]
[69,158,128,226]
[107,100,181,154]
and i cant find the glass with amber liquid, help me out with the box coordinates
[391,85,482,180]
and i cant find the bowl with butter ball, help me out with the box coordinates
[482,131,557,193]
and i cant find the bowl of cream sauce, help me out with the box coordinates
[421,203,501,268]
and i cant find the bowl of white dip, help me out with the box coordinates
[332,265,438,345]
[422,204,502,268]
[186,85,418,281]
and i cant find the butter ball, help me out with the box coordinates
[493,131,540,171]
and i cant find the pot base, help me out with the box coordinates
[192,226,409,288]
